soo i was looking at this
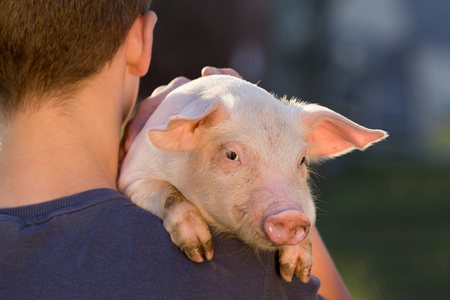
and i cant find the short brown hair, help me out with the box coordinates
[0,0,151,118]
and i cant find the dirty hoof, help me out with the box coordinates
[278,233,313,283]
[163,199,214,262]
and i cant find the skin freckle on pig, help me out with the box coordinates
[164,195,183,209]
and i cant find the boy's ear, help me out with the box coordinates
[126,11,157,76]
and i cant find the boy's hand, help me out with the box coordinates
[119,76,189,164]
[119,67,241,163]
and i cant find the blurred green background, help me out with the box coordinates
[315,155,450,299]
[139,0,450,298]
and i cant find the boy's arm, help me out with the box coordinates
[120,76,189,163]
[311,227,352,300]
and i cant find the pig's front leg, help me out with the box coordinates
[278,233,313,283]
[162,189,214,263]
[125,179,213,263]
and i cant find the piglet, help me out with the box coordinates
[118,75,387,283]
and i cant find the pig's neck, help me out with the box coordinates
[0,99,123,209]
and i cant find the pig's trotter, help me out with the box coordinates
[180,239,213,261]
[278,233,313,283]
[162,195,213,263]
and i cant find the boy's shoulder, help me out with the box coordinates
[0,189,323,300]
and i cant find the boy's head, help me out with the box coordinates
[0,0,152,120]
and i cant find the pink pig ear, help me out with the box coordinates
[148,98,228,152]
[300,104,388,158]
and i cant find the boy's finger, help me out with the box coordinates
[201,66,242,78]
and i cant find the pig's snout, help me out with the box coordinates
[264,209,311,245]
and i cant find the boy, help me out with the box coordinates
[0,1,349,298]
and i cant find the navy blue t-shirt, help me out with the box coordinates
[0,189,324,299]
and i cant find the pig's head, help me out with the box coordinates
[147,75,387,250]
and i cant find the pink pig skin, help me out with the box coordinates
[118,75,388,283]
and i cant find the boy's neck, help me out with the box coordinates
[0,81,129,208]
[0,44,137,208]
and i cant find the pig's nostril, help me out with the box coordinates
[264,210,310,245]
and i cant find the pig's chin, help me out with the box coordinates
[240,232,296,251]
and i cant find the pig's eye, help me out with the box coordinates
[300,157,306,165]
[225,150,239,161]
